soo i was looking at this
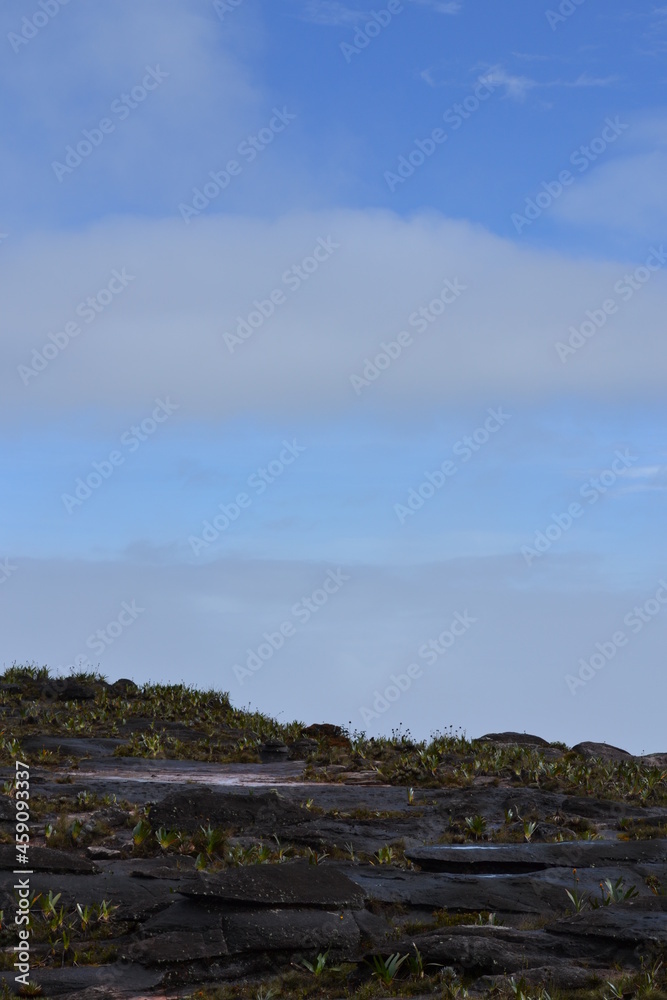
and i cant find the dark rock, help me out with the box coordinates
[222,908,360,954]
[572,741,633,761]
[341,865,564,914]
[0,845,97,874]
[289,737,319,758]
[551,898,667,944]
[353,907,393,944]
[0,964,162,997]
[407,925,611,975]
[108,678,139,697]
[141,899,222,934]
[477,732,552,748]
[304,723,345,739]
[405,839,667,873]
[149,787,309,833]
[127,928,228,965]
[259,739,289,763]
[179,860,366,908]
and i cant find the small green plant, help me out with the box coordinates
[374,845,395,864]
[69,819,83,844]
[200,823,225,857]
[407,942,424,978]
[593,877,639,907]
[369,951,409,985]
[132,818,152,846]
[95,900,117,923]
[295,951,339,975]
[17,982,42,997]
[565,869,589,913]
[76,904,93,932]
[464,814,487,840]
[523,820,538,841]
[155,827,181,851]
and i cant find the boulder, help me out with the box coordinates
[108,678,139,697]
[259,739,289,762]
[476,732,552,748]
[572,741,633,761]
[289,737,319,758]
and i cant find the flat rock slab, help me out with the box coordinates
[341,863,657,915]
[149,786,310,831]
[408,925,614,975]
[126,928,229,965]
[221,907,360,953]
[405,839,667,873]
[0,963,162,997]
[0,845,97,874]
[179,860,366,908]
[552,899,667,944]
[19,735,124,757]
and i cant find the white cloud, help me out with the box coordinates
[480,64,619,102]
[1,209,666,425]
[554,151,667,236]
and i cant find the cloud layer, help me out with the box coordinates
[2,210,666,424]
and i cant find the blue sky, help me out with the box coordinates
[1,0,667,751]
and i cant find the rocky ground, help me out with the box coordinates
[0,666,666,1000]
